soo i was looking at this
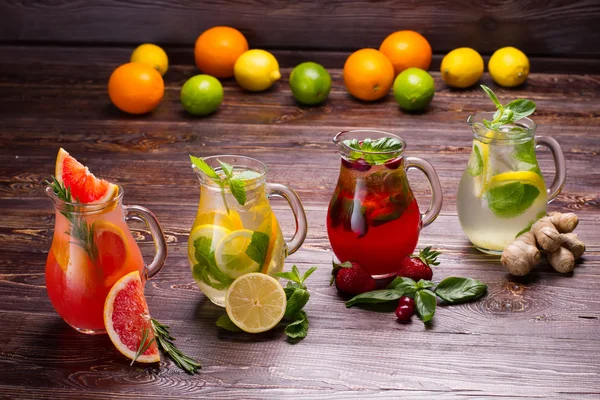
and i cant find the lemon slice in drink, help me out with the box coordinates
[472,141,490,198]
[225,272,286,333]
[215,229,262,279]
[188,224,231,263]
[193,210,243,231]
[490,170,546,193]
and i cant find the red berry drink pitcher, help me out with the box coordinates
[327,130,443,278]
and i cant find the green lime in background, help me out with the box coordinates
[393,67,435,111]
[289,62,332,105]
[181,74,224,116]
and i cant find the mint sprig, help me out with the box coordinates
[480,85,536,131]
[346,276,487,324]
[344,137,403,165]
[189,155,248,212]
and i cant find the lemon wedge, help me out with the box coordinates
[489,170,546,194]
[215,229,262,279]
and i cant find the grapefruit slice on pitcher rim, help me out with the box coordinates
[55,148,118,203]
[104,271,160,364]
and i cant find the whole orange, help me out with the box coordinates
[194,26,249,78]
[343,48,395,101]
[379,30,432,75]
[108,62,164,114]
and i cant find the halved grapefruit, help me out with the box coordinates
[104,271,160,364]
[55,148,118,203]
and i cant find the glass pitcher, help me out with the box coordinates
[189,155,308,307]
[457,112,566,254]
[45,186,167,334]
[327,130,443,279]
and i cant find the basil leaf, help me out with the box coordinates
[484,181,540,218]
[481,85,502,108]
[228,178,246,206]
[435,277,487,304]
[190,155,220,180]
[504,99,536,121]
[218,160,234,179]
[284,288,310,318]
[245,231,269,267]
[285,310,309,339]
[416,279,435,290]
[345,289,405,308]
[387,277,418,296]
[468,144,483,177]
[415,289,437,323]
[216,314,243,332]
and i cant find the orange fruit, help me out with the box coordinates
[194,26,249,78]
[55,148,118,203]
[343,48,395,101]
[108,62,164,115]
[379,30,432,75]
[104,271,160,364]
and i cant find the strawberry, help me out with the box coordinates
[397,246,441,282]
[330,261,376,295]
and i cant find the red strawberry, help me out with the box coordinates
[331,261,376,295]
[397,246,441,282]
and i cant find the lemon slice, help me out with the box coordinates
[215,229,262,279]
[225,273,286,333]
[188,224,231,263]
[472,141,490,198]
[193,210,243,231]
[490,170,546,194]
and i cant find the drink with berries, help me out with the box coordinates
[327,130,443,278]
[46,149,167,334]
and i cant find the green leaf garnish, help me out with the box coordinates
[228,178,246,206]
[414,289,437,323]
[345,289,406,307]
[434,277,487,304]
[468,144,483,177]
[189,155,251,208]
[215,314,243,332]
[284,310,309,339]
[245,231,269,267]
[343,137,403,165]
[192,235,233,290]
[480,85,536,131]
[190,155,220,180]
[484,181,540,218]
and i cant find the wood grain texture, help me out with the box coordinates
[1,0,600,59]
[0,46,599,399]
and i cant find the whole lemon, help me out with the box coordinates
[130,44,169,76]
[441,48,484,88]
[234,50,281,92]
[488,47,530,87]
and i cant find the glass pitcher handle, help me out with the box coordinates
[535,136,566,202]
[404,157,443,228]
[124,205,168,280]
[266,183,308,255]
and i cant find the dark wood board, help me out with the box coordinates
[0,46,599,399]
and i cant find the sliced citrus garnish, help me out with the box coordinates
[472,140,491,198]
[188,224,231,264]
[92,220,129,282]
[104,271,160,364]
[215,229,262,279]
[225,272,286,333]
[55,148,118,204]
[490,170,546,194]
[193,210,243,231]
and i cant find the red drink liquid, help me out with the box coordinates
[327,157,421,277]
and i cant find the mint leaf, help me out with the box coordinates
[190,155,220,180]
[434,277,487,304]
[415,289,436,323]
[346,289,405,307]
[301,267,317,283]
[481,85,501,108]
[485,182,540,218]
[284,288,310,318]
[284,310,308,339]
[468,144,483,177]
[504,99,536,121]
[236,170,261,180]
[193,236,232,290]
[514,141,537,165]
[228,178,246,206]
[515,210,547,238]
[277,271,301,283]
[479,86,536,130]
[245,231,269,267]
[216,314,243,332]
[218,160,234,179]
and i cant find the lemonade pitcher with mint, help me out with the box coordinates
[188,155,308,306]
[457,86,566,254]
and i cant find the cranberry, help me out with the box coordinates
[342,158,372,172]
[398,296,415,308]
[395,304,414,322]
[384,157,403,170]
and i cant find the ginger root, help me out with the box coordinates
[501,212,585,276]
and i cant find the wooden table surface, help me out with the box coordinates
[0,46,599,399]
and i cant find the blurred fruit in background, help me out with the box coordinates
[108,62,164,114]
[194,26,249,78]
[130,44,169,76]
[343,48,394,101]
[234,49,280,91]
[488,47,530,87]
[393,67,435,111]
[289,62,332,105]
[379,30,432,75]
[180,74,224,116]
[440,47,484,88]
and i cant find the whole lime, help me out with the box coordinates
[393,67,435,111]
[289,62,332,105]
[181,74,223,116]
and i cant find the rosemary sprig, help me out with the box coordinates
[151,318,201,374]
[131,326,156,366]
[46,177,98,261]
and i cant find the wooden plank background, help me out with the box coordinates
[1,0,600,59]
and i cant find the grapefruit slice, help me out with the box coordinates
[104,271,160,364]
[92,220,129,284]
[55,148,118,203]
